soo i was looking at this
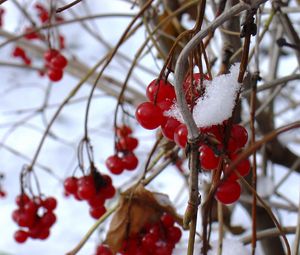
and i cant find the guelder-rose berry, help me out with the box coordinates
[174,124,188,148]
[215,180,241,204]
[199,145,220,170]
[135,102,164,130]
[47,69,63,82]
[14,230,28,243]
[105,155,124,174]
[161,118,181,141]
[146,79,176,103]
[122,153,138,170]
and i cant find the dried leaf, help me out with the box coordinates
[105,184,182,253]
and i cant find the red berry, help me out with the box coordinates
[161,117,181,141]
[167,226,182,244]
[118,136,138,151]
[215,180,241,204]
[50,54,68,69]
[44,49,59,62]
[89,205,106,219]
[14,230,28,243]
[96,244,113,255]
[77,180,96,200]
[199,145,220,170]
[174,124,188,148]
[141,233,158,250]
[230,124,248,148]
[116,125,132,137]
[226,153,251,179]
[40,212,56,228]
[105,155,124,175]
[146,79,176,103]
[160,213,175,228]
[64,177,78,194]
[16,194,30,207]
[24,200,38,215]
[136,102,164,130]
[12,47,26,58]
[38,228,50,240]
[88,192,105,207]
[122,153,138,170]
[0,190,6,197]
[42,197,57,211]
[48,68,63,82]
[102,185,116,199]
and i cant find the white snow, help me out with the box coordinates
[167,63,242,127]
[207,239,250,255]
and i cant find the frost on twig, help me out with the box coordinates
[167,63,242,128]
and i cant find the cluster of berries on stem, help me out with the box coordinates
[43,49,68,82]
[95,213,182,255]
[63,171,115,219]
[105,125,139,175]
[12,193,57,243]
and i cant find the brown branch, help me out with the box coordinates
[56,0,82,13]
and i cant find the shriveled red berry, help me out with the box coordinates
[38,228,50,240]
[199,145,220,170]
[146,79,176,103]
[47,68,63,82]
[141,233,158,250]
[174,124,188,148]
[14,230,28,243]
[136,102,164,130]
[105,155,124,175]
[122,153,138,171]
[215,180,241,204]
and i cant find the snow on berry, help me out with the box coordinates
[166,63,241,128]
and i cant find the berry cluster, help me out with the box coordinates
[12,46,32,66]
[119,213,182,255]
[135,75,206,148]
[105,125,139,175]
[12,193,57,243]
[34,3,64,24]
[198,123,250,204]
[44,49,68,82]
[63,172,115,219]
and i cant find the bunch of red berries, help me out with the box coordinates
[44,49,68,82]
[63,172,115,219]
[105,125,139,175]
[119,213,182,255]
[198,123,250,204]
[135,75,207,147]
[34,3,64,24]
[12,46,31,66]
[12,193,57,243]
